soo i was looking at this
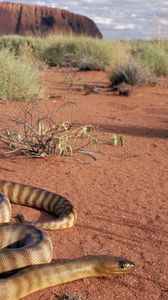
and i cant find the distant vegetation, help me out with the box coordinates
[0,35,168,74]
[0,34,167,101]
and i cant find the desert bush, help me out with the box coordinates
[0,49,41,102]
[78,56,104,71]
[109,58,154,87]
[40,36,111,68]
[0,102,125,158]
[41,41,78,66]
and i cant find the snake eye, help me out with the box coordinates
[119,261,125,269]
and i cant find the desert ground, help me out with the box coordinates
[0,68,167,300]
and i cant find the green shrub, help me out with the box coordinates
[0,49,41,102]
[41,41,78,66]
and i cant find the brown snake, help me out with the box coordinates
[0,179,135,300]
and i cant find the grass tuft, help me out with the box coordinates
[0,49,42,102]
[78,56,104,71]
[109,58,154,87]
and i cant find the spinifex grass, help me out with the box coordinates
[0,49,41,102]
[109,58,154,87]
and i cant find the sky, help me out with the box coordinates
[1,0,168,39]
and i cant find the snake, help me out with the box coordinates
[0,179,135,300]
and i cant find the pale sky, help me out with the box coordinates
[1,0,168,39]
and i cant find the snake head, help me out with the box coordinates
[117,257,135,274]
[94,255,135,276]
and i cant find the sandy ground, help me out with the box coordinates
[0,68,168,300]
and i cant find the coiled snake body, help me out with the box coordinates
[0,179,135,300]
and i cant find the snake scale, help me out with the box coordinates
[0,179,135,300]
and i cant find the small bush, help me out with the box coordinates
[0,103,125,158]
[0,49,41,102]
[78,56,104,71]
[109,58,154,87]
[41,42,78,66]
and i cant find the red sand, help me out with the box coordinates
[0,68,167,300]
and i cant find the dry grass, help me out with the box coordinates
[0,102,125,159]
[109,58,155,87]
[0,49,42,102]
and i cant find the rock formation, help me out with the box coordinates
[0,2,102,38]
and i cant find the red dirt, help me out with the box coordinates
[0,69,167,300]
